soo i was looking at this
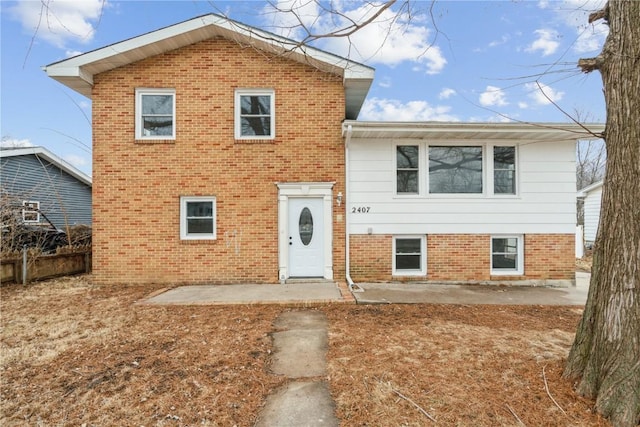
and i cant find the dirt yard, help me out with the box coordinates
[1,274,610,426]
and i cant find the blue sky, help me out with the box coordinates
[1,0,607,176]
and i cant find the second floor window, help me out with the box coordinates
[235,89,275,139]
[397,145,419,194]
[493,146,516,194]
[429,146,483,194]
[135,89,175,140]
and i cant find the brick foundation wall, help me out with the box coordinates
[350,234,575,283]
[523,234,575,280]
[92,37,346,285]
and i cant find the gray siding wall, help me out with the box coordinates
[1,154,91,228]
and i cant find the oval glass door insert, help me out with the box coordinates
[298,207,313,245]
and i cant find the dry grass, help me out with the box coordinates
[1,275,610,426]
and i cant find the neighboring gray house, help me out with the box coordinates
[0,147,92,229]
[577,180,603,246]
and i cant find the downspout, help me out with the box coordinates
[344,124,364,293]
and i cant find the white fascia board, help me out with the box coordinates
[342,121,605,139]
[44,14,374,102]
[577,180,604,196]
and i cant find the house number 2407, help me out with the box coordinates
[351,206,371,213]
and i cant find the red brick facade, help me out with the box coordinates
[92,37,346,284]
[350,234,575,283]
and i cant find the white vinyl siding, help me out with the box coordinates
[348,138,576,235]
[583,185,603,243]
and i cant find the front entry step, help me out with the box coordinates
[285,278,335,285]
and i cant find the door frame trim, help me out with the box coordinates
[276,182,334,282]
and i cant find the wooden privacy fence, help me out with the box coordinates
[1,247,91,284]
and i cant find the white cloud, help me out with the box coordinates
[540,0,608,54]
[10,0,105,48]
[479,86,508,107]
[518,101,529,109]
[1,137,34,148]
[262,1,447,74]
[64,154,89,169]
[439,88,456,100]
[359,98,458,121]
[525,82,565,105]
[526,29,560,56]
[378,77,392,88]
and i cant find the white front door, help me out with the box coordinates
[288,197,324,277]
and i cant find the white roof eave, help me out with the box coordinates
[342,121,606,141]
[43,14,374,118]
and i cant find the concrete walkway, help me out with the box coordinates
[144,282,344,305]
[354,272,591,305]
[255,311,338,427]
[143,273,590,306]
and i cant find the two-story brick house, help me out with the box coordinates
[45,14,373,285]
[46,14,600,287]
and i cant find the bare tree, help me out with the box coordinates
[576,139,606,191]
[564,2,640,426]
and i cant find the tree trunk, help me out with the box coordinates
[564,1,640,426]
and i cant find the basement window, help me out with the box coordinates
[491,235,523,275]
[393,236,426,276]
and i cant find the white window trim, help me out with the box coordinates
[394,143,422,196]
[235,89,275,140]
[135,88,176,140]
[399,141,519,198]
[489,144,518,197]
[22,200,40,223]
[392,235,427,276]
[180,196,217,240]
[490,235,524,275]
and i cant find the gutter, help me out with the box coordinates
[344,124,364,293]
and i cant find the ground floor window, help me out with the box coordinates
[393,236,426,276]
[22,200,40,222]
[180,196,216,240]
[491,235,523,275]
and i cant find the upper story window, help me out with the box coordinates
[396,145,419,194]
[493,146,516,194]
[22,201,40,222]
[135,88,175,140]
[235,89,275,139]
[429,146,483,194]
